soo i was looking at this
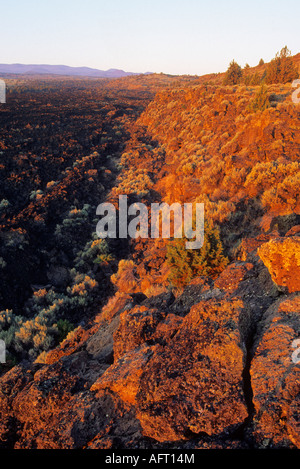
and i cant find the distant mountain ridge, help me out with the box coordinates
[0,63,151,78]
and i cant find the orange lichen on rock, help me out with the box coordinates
[91,345,156,405]
[258,236,300,293]
[135,298,248,442]
[214,262,254,291]
[250,294,300,448]
[45,325,97,364]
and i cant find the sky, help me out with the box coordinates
[1,0,299,76]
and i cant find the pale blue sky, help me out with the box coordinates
[1,0,299,75]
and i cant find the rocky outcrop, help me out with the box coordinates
[251,294,300,448]
[0,236,299,449]
[135,297,248,442]
[258,236,300,293]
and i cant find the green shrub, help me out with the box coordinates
[166,220,229,289]
[248,84,270,112]
[54,204,92,252]
[0,310,24,350]
[0,199,10,213]
[74,235,115,272]
[56,319,74,342]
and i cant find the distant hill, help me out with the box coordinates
[0,63,151,78]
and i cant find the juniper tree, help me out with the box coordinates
[265,46,298,84]
[223,60,243,85]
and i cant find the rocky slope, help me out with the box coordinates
[0,227,299,449]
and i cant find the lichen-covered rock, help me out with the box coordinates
[258,236,300,293]
[214,262,254,291]
[0,360,144,449]
[91,345,156,404]
[251,294,300,448]
[113,306,167,360]
[135,298,248,442]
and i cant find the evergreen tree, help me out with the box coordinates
[223,60,243,85]
[265,46,298,84]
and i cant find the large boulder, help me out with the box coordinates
[135,297,248,442]
[258,236,300,293]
